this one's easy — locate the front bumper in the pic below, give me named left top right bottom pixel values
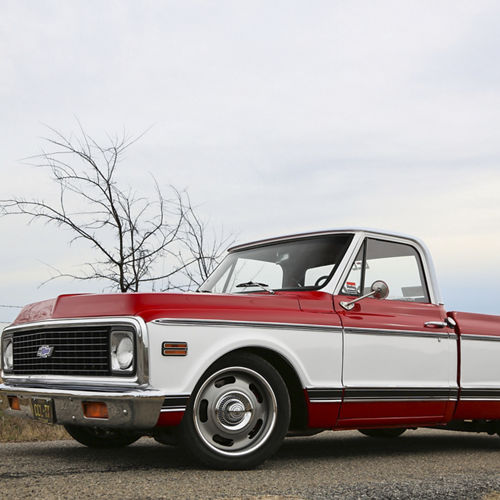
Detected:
left=0, top=384, right=166, bottom=429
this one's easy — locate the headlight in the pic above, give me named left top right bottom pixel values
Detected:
left=2, top=336, right=13, bottom=372
left=110, top=330, right=135, bottom=374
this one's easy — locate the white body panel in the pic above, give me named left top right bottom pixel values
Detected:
left=460, top=338, right=500, bottom=389
left=147, top=320, right=343, bottom=395
left=343, top=332, right=455, bottom=388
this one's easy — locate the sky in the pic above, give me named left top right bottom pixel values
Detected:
left=1, top=0, right=500, bottom=323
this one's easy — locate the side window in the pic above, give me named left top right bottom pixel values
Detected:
left=342, top=239, right=430, bottom=302
left=364, top=239, right=429, bottom=303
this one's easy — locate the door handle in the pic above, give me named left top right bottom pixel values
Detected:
left=424, top=321, right=447, bottom=329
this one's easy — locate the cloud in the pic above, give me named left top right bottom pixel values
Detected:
left=1, top=0, right=499, bottom=315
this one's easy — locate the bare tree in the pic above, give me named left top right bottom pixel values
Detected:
left=0, top=125, right=232, bottom=292
left=164, top=194, right=235, bottom=291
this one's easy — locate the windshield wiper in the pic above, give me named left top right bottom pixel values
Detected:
left=235, top=281, right=275, bottom=294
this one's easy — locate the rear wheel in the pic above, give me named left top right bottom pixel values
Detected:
left=358, top=428, right=407, bottom=438
left=64, top=425, right=140, bottom=448
left=179, top=352, right=290, bottom=469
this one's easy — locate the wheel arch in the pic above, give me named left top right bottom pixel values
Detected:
left=213, top=346, right=308, bottom=431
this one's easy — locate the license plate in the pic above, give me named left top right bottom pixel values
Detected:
left=31, top=398, right=55, bottom=424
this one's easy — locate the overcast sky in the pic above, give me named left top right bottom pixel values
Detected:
left=1, top=0, right=500, bottom=322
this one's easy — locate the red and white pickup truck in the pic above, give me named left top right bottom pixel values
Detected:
left=1, top=228, right=499, bottom=469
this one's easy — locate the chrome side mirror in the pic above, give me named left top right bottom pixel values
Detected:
left=340, top=280, right=389, bottom=311
left=370, top=280, right=389, bottom=300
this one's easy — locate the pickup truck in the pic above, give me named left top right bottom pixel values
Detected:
left=1, top=228, right=499, bottom=469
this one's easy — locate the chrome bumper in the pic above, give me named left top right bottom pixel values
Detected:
left=0, top=384, right=166, bottom=429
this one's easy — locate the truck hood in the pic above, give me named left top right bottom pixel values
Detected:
left=11, top=291, right=335, bottom=327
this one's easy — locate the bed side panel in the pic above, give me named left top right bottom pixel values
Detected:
left=450, top=311, right=500, bottom=419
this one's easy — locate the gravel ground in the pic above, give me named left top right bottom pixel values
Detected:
left=0, top=428, right=498, bottom=499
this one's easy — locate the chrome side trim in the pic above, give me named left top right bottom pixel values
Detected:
left=343, top=387, right=458, bottom=402
left=306, top=388, right=343, bottom=403
left=460, top=388, right=500, bottom=401
left=1, top=317, right=149, bottom=387
left=305, top=387, right=461, bottom=404
left=161, top=395, right=190, bottom=412
left=344, top=327, right=453, bottom=340
left=153, top=319, right=457, bottom=340
left=344, top=398, right=457, bottom=403
left=461, top=334, right=500, bottom=342
left=153, top=318, right=342, bottom=333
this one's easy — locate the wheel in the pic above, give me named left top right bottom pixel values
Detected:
left=153, top=428, right=179, bottom=446
left=179, top=352, right=290, bottom=469
left=64, top=425, right=140, bottom=448
left=358, top=428, right=407, bottom=438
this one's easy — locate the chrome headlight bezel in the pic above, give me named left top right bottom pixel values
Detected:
left=2, top=334, right=14, bottom=373
left=110, top=329, right=136, bottom=375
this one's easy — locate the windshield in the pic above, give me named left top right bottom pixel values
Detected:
left=199, top=234, right=353, bottom=293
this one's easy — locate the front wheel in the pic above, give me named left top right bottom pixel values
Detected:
left=179, top=352, right=291, bottom=469
left=64, top=425, right=140, bottom=448
left=358, top=428, right=407, bottom=438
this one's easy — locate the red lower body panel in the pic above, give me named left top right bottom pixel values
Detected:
left=336, top=401, right=450, bottom=428
left=453, top=401, right=500, bottom=420
left=156, top=410, right=185, bottom=427
left=154, top=397, right=500, bottom=430
left=307, top=402, right=341, bottom=428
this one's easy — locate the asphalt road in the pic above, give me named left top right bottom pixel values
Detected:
left=0, top=429, right=499, bottom=499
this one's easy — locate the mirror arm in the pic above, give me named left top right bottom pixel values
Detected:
left=340, top=290, right=377, bottom=311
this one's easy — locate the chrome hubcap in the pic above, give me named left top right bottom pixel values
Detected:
left=193, top=366, right=277, bottom=456
left=215, top=392, right=253, bottom=431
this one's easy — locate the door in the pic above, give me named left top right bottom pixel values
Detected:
left=334, top=238, right=456, bottom=428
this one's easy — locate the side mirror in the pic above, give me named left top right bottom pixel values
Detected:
left=370, top=280, right=389, bottom=300
left=340, top=280, right=389, bottom=311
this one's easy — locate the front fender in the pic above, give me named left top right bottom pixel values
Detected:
left=146, top=319, right=343, bottom=396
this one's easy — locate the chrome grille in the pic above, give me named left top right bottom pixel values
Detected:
left=12, top=326, right=111, bottom=376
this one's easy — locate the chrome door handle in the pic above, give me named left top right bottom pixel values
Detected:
left=424, top=321, right=447, bottom=329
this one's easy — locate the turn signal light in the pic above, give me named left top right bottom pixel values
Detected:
left=83, top=401, right=109, bottom=419
left=162, top=341, right=188, bottom=356
left=8, top=396, right=20, bottom=411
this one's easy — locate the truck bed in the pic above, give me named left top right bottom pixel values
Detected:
left=449, top=311, right=500, bottom=419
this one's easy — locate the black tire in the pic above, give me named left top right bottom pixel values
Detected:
left=153, top=428, right=179, bottom=446
left=179, top=352, right=291, bottom=470
left=358, top=428, right=407, bottom=438
left=64, top=425, right=140, bottom=448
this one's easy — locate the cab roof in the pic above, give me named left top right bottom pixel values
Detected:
left=229, top=227, right=425, bottom=252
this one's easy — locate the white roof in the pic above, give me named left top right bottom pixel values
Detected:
left=229, top=227, right=426, bottom=252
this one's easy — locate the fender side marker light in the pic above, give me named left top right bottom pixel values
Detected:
left=162, top=342, right=188, bottom=356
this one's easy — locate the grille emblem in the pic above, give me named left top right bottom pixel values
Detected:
left=37, top=345, right=54, bottom=359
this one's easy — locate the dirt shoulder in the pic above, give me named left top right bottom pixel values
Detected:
left=0, top=409, right=69, bottom=442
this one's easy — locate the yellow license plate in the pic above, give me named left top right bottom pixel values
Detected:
left=31, top=398, right=55, bottom=424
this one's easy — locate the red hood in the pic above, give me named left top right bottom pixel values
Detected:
left=12, top=291, right=336, bottom=327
